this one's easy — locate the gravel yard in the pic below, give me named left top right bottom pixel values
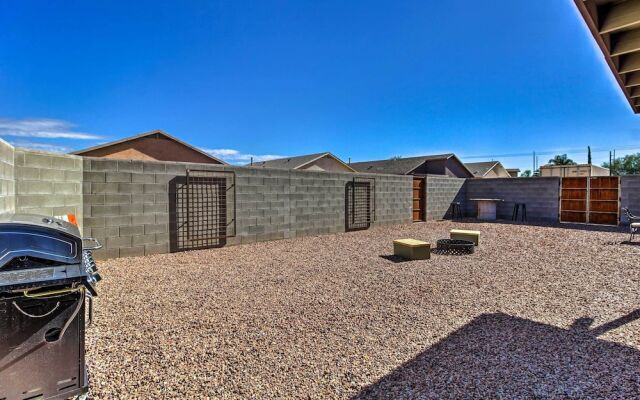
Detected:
left=86, top=220, right=640, bottom=399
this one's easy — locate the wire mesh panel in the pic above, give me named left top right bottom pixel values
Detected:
left=174, top=169, right=235, bottom=251
left=345, top=177, right=375, bottom=231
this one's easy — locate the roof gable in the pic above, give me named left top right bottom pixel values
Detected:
left=350, top=154, right=455, bottom=175
left=350, top=154, right=474, bottom=177
left=71, top=130, right=227, bottom=164
left=249, top=152, right=355, bottom=172
left=465, top=161, right=500, bottom=177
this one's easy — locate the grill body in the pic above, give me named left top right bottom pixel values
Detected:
left=0, top=214, right=99, bottom=400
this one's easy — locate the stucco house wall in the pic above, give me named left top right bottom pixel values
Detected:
left=301, top=156, right=354, bottom=172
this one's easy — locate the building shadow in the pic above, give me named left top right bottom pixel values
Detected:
left=352, top=310, right=640, bottom=399
left=458, top=218, right=627, bottom=234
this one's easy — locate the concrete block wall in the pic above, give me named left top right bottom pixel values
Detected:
left=83, top=158, right=412, bottom=259
left=13, top=149, right=84, bottom=230
left=621, top=176, right=640, bottom=224
left=425, top=175, right=466, bottom=220
left=0, top=139, right=15, bottom=214
left=465, top=177, right=560, bottom=222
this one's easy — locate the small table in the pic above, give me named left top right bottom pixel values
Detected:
left=469, top=198, right=503, bottom=221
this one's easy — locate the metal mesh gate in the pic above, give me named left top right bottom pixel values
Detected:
left=173, top=169, right=236, bottom=251
left=345, top=177, right=375, bottom=231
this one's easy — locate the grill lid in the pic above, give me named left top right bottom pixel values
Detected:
left=0, top=214, right=82, bottom=268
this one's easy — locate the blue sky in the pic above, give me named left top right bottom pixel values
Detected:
left=1, top=0, right=639, bottom=171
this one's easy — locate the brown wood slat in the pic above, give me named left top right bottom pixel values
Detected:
left=589, top=189, right=618, bottom=201
left=561, top=211, right=587, bottom=223
left=561, top=199, right=587, bottom=211
left=589, top=177, right=618, bottom=189
left=589, top=212, right=618, bottom=225
left=561, top=189, right=587, bottom=200
left=589, top=201, right=619, bottom=213
left=563, top=177, right=587, bottom=189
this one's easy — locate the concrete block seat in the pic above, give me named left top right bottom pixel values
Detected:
left=450, top=229, right=480, bottom=246
left=393, top=239, right=431, bottom=260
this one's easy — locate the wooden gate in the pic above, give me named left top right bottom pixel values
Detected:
left=560, top=177, right=619, bottom=225
left=412, top=177, right=425, bottom=222
left=588, top=177, right=619, bottom=225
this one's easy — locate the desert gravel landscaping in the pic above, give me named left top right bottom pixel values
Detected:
left=86, top=220, right=640, bottom=399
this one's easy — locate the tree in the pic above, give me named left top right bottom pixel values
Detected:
left=548, top=154, right=576, bottom=166
left=520, top=170, right=532, bottom=177
left=602, top=153, right=640, bottom=175
left=588, top=146, right=592, bottom=165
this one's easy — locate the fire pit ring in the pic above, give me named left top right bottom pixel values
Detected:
left=435, top=239, right=475, bottom=255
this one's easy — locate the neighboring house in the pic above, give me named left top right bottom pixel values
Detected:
left=506, top=168, right=521, bottom=178
left=465, top=161, right=513, bottom=178
left=540, top=164, right=610, bottom=177
left=248, top=152, right=355, bottom=172
left=350, top=154, right=473, bottom=223
left=350, top=154, right=474, bottom=178
left=72, top=130, right=226, bottom=164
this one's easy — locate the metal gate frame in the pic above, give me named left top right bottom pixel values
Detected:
left=345, top=176, right=376, bottom=231
left=559, top=176, right=620, bottom=226
left=176, top=169, right=236, bottom=251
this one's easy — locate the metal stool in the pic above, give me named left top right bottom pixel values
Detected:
left=450, top=202, right=462, bottom=219
left=512, top=203, right=527, bottom=222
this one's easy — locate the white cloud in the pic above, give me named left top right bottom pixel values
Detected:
left=0, top=118, right=103, bottom=140
left=10, top=141, right=73, bottom=153
left=204, top=148, right=283, bottom=164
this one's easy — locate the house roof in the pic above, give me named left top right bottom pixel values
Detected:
left=350, top=153, right=474, bottom=176
left=71, top=129, right=227, bottom=164
left=465, top=161, right=502, bottom=177
left=574, top=0, right=640, bottom=113
left=248, top=152, right=355, bottom=172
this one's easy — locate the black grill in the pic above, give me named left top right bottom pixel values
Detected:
left=0, top=214, right=101, bottom=400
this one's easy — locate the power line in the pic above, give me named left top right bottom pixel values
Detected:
left=461, top=145, right=640, bottom=160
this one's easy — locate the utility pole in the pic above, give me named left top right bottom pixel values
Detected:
left=609, top=151, right=612, bottom=176
left=533, top=151, right=536, bottom=173
left=588, top=146, right=592, bottom=165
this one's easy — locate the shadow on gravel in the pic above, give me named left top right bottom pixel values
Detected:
left=353, top=311, right=640, bottom=399
left=459, top=218, right=628, bottom=234
left=378, top=255, right=413, bottom=263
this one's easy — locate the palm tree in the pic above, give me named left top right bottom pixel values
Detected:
left=548, top=154, right=576, bottom=166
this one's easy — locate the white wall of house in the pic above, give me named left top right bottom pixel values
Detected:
left=540, top=164, right=610, bottom=177
left=484, top=165, right=512, bottom=178
left=301, top=156, right=353, bottom=172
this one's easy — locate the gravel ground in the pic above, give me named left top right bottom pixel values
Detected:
left=86, top=220, right=640, bottom=399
